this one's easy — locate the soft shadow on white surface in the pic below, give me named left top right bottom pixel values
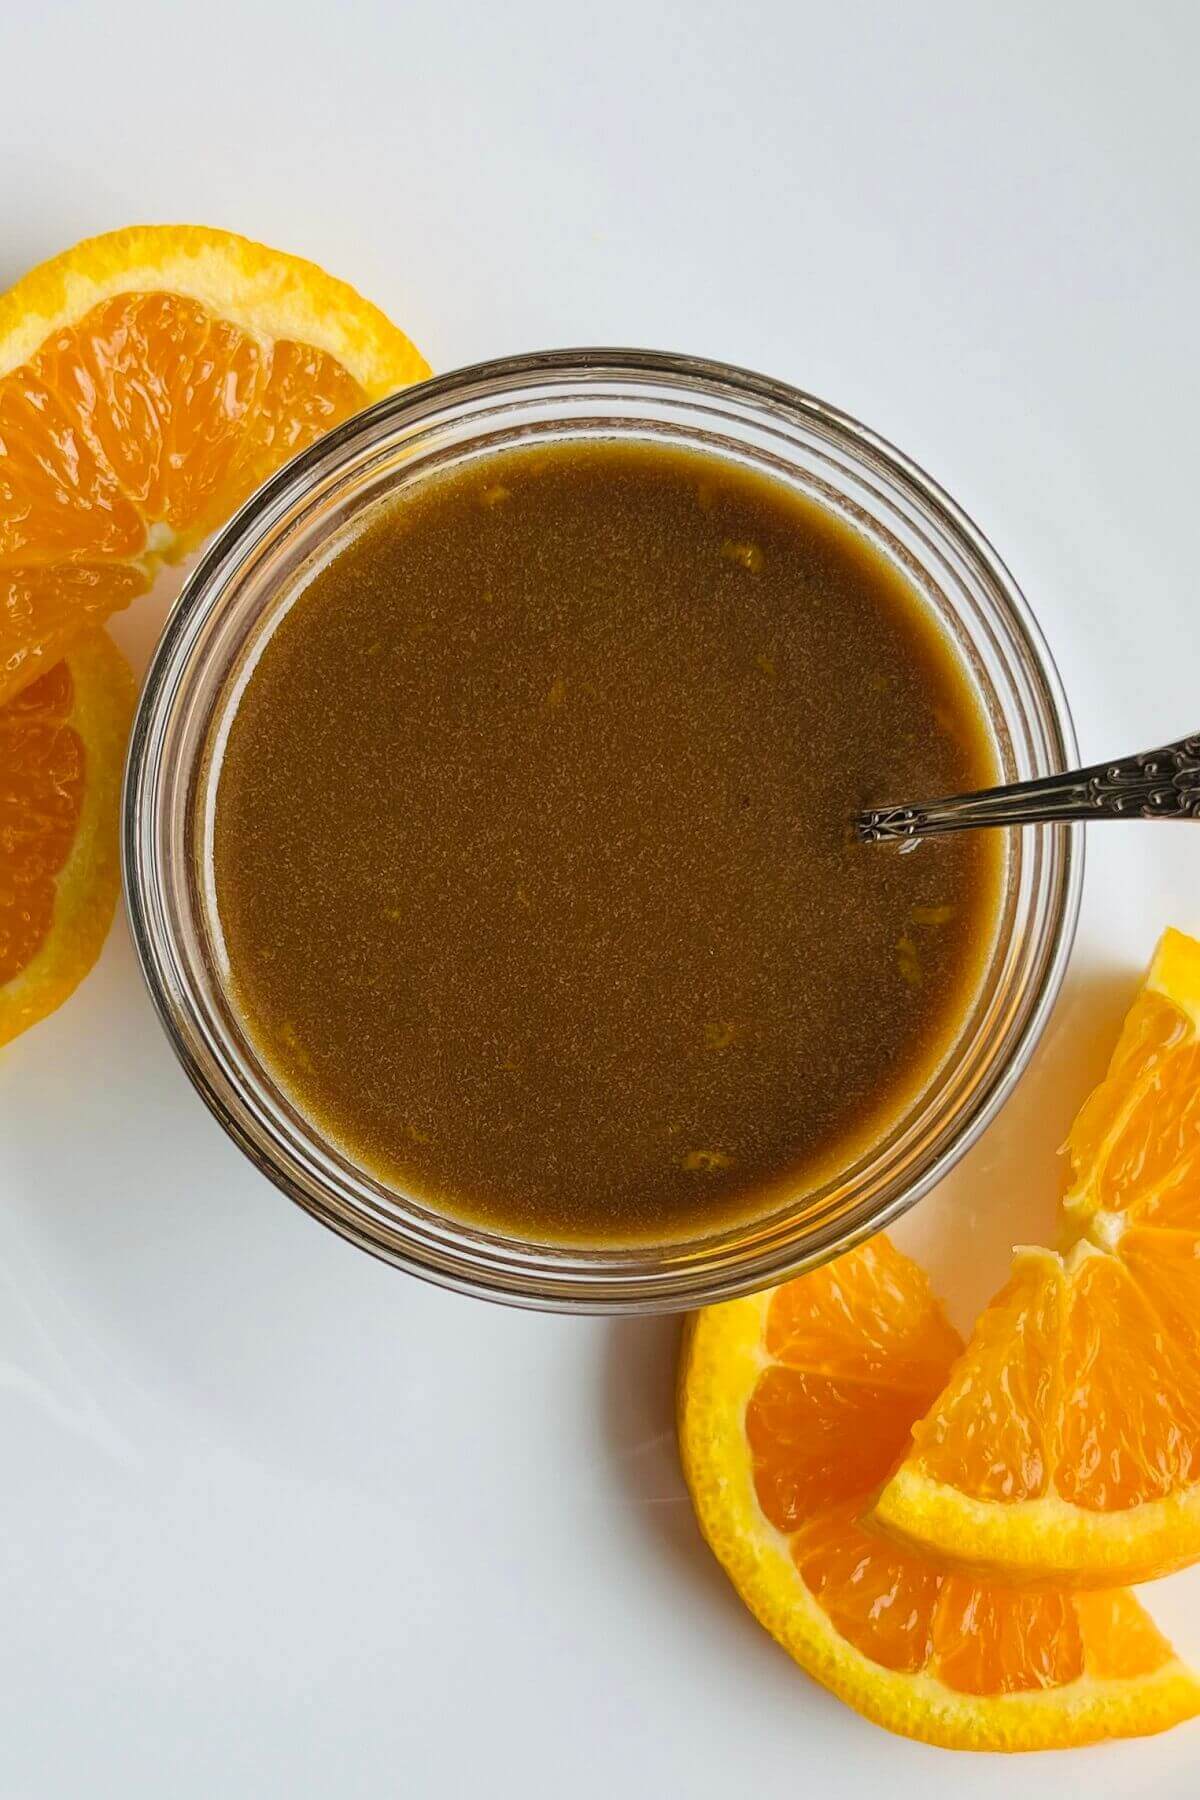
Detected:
left=601, top=1313, right=780, bottom=1650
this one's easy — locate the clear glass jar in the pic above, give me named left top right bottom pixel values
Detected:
left=123, top=350, right=1082, bottom=1312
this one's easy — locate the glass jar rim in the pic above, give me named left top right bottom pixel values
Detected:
left=123, top=348, right=1083, bottom=1312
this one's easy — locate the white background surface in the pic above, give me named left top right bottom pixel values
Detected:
left=3, top=1, right=1200, bottom=1793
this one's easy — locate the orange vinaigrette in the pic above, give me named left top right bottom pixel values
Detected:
left=213, top=438, right=1002, bottom=1243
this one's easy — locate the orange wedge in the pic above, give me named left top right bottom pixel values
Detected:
left=873, top=928, right=1200, bottom=1585
left=0, top=632, right=134, bottom=1046
left=0, top=224, right=429, bottom=704
left=679, top=1234, right=1200, bottom=1750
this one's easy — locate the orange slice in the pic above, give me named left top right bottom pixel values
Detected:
left=872, top=928, right=1200, bottom=1585
left=0, top=224, right=429, bottom=704
left=0, top=631, right=134, bottom=1046
left=679, top=1234, right=1200, bottom=1750
left=0, top=225, right=428, bottom=1044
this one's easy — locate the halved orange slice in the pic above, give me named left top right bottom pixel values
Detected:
left=679, top=1234, right=1200, bottom=1749
left=0, top=225, right=429, bottom=1043
left=872, top=929, right=1200, bottom=1585
left=0, top=631, right=134, bottom=1045
left=0, top=224, right=429, bottom=704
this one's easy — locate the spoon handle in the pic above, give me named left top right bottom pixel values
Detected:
left=856, top=731, right=1200, bottom=843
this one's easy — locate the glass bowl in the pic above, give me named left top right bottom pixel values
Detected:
left=122, top=350, right=1082, bottom=1313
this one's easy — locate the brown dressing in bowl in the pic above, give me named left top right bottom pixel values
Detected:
left=213, top=439, right=1000, bottom=1244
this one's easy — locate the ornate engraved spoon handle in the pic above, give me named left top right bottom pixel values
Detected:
left=856, top=732, right=1200, bottom=844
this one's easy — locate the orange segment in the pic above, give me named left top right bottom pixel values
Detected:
left=908, top=1252, right=1062, bottom=1504
left=1065, top=988, right=1190, bottom=1195
left=189, top=336, right=368, bottom=540
left=1074, top=1591, right=1178, bottom=1681
left=873, top=928, right=1200, bottom=1585
left=1, top=562, right=150, bottom=701
left=39, top=292, right=271, bottom=528
left=791, top=1506, right=942, bottom=1675
left=16, top=293, right=368, bottom=546
left=1065, top=928, right=1200, bottom=1233
left=0, top=659, right=86, bottom=985
left=0, top=292, right=365, bottom=685
left=764, top=1232, right=961, bottom=1390
left=0, top=357, right=146, bottom=561
left=0, top=631, right=134, bottom=1046
left=0, top=224, right=430, bottom=705
left=931, top=1580, right=1082, bottom=1695
left=1058, top=1251, right=1200, bottom=1511
left=1085, top=1031, right=1200, bottom=1224
left=748, top=1365, right=920, bottom=1525
left=679, top=1235, right=1199, bottom=1749
left=1120, top=1226, right=1200, bottom=1354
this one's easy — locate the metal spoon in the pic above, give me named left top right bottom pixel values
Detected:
left=856, top=731, right=1200, bottom=844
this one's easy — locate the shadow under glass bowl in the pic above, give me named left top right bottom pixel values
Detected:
left=122, top=349, right=1083, bottom=1313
